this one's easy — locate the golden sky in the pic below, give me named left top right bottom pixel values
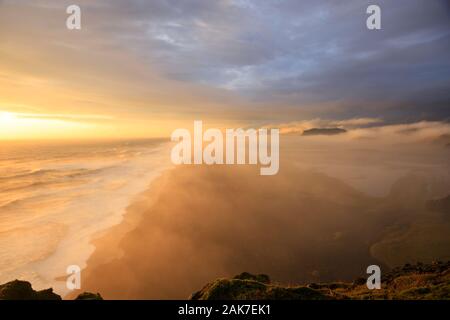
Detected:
left=0, top=2, right=255, bottom=140
left=1, top=1, right=448, bottom=140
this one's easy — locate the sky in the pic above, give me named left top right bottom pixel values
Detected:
left=0, top=0, right=449, bottom=139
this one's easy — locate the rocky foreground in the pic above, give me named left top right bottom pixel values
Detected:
left=1, top=261, right=448, bottom=300
left=190, top=261, right=450, bottom=300
left=0, top=280, right=102, bottom=300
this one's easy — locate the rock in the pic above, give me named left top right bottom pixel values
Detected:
left=35, top=288, right=62, bottom=300
left=191, top=262, right=450, bottom=300
left=191, top=273, right=331, bottom=300
left=75, top=292, right=103, bottom=300
left=302, top=128, right=347, bottom=136
left=0, top=280, right=61, bottom=300
left=0, top=280, right=104, bottom=300
left=353, top=277, right=367, bottom=286
left=427, top=195, right=450, bottom=214
left=233, top=272, right=271, bottom=284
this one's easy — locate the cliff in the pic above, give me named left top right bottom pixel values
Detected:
left=191, top=261, right=450, bottom=300
left=1, top=261, right=448, bottom=300
left=0, top=280, right=102, bottom=300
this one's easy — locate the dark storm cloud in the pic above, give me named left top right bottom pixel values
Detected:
left=3, top=0, right=450, bottom=120
left=88, top=0, right=449, bottom=120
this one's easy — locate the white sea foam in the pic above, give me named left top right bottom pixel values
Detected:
left=0, top=140, right=173, bottom=295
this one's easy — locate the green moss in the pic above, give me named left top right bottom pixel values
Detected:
left=191, top=262, right=450, bottom=300
left=395, top=282, right=450, bottom=300
left=191, top=277, right=330, bottom=300
left=233, top=272, right=270, bottom=284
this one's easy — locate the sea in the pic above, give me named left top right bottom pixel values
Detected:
left=0, top=139, right=172, bottom=295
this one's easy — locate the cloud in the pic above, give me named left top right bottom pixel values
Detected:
left=334, top=118, right=383, bottom=127
left=272, top=118, right=450, bottom=146
left=76, top=0, right=449, bottom=120
left=15, top=113, right=114, bottom=123
left=347, top=121, right=450, bottom=144
left=0, top=0, right=449, bottom=125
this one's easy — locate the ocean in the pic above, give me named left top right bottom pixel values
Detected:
left=0, top=139, right=172, bottom=295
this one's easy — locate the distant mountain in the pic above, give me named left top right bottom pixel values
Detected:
left=427, top=195, right=450, bottom=214
left=191, top=262, right=450, bottom=300
left=302, top=128, right=347, bottom=136
left=431, top=134, right=450, bottom=147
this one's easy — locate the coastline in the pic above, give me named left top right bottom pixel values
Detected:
left=67, top=164, right=385, bottom=299
left=61, top=140, right=450, bottom=300
left=0, top=139, right=174, bottom=296
left=63, top=165, right=174, bottom=299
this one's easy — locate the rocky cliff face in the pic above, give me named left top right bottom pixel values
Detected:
left=191, top=261, right=450, bottom=300
left=0, top=280, right=102, bottom=300
left=1, top=261, right=448, bottom=300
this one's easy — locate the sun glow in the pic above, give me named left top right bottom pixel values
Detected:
left=0, top=112, right=17, bottom=124
left=0, top=111, right=99, bottom=140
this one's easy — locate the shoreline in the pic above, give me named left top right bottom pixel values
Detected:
left=63, top=166, right=174, bottom=299
left=61, top=139, right=450, bottom=299
left=66, top=164, right=386, bottom=299
left=0, top=140, right=174, bottom=296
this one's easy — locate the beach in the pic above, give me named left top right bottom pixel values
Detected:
left=0, top=139, right=173, bottom=295
left=65, top=164, right=381, bottom=299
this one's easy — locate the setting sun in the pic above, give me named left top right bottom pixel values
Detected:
left=0, top=111, right=99, bottom=140
left=0, top=112, right=17, bottom=124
